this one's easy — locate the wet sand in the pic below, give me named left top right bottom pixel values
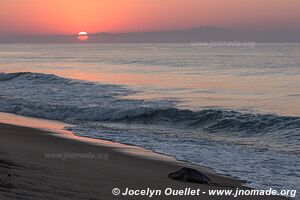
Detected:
left=0, top=123, right=285, bottom=200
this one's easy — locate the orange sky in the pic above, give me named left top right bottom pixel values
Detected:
left=1, top=0, right=300, bottom=35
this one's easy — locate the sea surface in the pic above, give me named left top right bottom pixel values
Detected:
left=0, top=43, right=299, bottom=193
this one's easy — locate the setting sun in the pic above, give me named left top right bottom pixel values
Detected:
left=78, top=32, right=89, bottom=41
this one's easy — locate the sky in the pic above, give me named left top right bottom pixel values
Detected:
left=0, top=0, right=300, bottom=35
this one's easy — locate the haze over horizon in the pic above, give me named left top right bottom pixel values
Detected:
left=1, top=0, right=300, bottom=42
left=2, top=26, right=300, bottom=43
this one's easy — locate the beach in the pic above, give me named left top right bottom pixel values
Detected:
left=0, top=45, right=299, bottom=192
left=0, top=43, right=298, bottom=199
left=0, top=122, right=287, bottom=200
left=1, top=0, right=300, bottom=198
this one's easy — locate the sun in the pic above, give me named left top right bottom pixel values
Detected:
left=78, top=32, right=89, bottom=41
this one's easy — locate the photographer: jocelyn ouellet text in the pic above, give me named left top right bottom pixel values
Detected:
left=112, top=187, right=297, bottom=198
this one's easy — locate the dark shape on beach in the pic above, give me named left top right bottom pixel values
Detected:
left=168, top=167, right=211, bottom=184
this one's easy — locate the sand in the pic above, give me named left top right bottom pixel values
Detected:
left=0, top=123, right=286, bottom=200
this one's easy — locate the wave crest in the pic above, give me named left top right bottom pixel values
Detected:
left=0, top=72, right=299, bottom=136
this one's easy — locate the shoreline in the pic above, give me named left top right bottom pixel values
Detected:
left=0, top=113, right=286, bottom=199
left=0, top=112, right=241, bottom=180
left=0, top=112, right=184, bottom=163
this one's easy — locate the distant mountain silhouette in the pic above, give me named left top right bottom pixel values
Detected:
left=2, top=27, right=300, bottom=43
left=90, top=27, right=300, bottom=43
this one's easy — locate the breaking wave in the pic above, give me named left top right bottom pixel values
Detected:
left=0, top=72, right=299, bottom=135
left=0, top=72, right=299, bottom=191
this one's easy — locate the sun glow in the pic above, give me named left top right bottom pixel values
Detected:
left=78, top=32, right=89, bottom=41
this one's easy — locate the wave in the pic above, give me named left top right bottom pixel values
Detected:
left=0, top=72, right=299, bottom=135
left=1, top=72, right=300, bottom=192
left=0, top=72, right=31, bottom=81
left=114, top=108, right=300, bottom=135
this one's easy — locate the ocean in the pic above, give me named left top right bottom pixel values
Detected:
left=0, top=43, right=299, bottom=192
